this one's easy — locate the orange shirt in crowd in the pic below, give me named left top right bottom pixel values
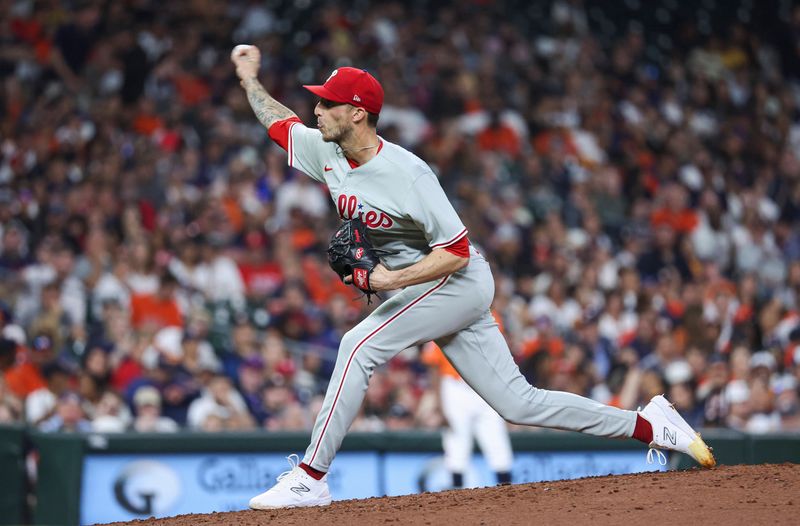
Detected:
left=130, top=293, right=182, bottom=330
left=520, top=335, right=565, bottom=360
left=477, top=125, right=521, bottom=158
left=133, top=114, right=164, bottom=136
left=221, top=196, right=244, bottom=234
left=300, top=256, right=351, bottom=307
left=3, top=350, right=46, bottom=398
left=292, top=228, right=318, bottom=253
left=173, top=74, right=211, bottom=106
left=650, top=208, right=699, bottom=234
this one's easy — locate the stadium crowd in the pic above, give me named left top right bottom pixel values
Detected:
left=1, top=0, right=800, bottom=436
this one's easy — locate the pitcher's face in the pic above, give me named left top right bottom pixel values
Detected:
left=315, top=99, right=356, bottom=143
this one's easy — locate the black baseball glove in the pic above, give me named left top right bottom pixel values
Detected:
left=327, top=217, right=391, bottom=302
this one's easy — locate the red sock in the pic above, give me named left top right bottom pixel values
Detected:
left=299, top=462, right=326, bottom=480
left=632, top=414, right=654, bottom=444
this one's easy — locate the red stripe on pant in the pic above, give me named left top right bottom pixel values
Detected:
left=308, top=276, right=450, bottom=466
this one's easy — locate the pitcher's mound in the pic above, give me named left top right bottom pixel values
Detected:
left=103, top=463, right=799, bottom=526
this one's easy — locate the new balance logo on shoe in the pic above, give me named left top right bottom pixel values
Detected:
left=663, top=427, right=677, bottom=446
left=290, top=483, right=311, bottom=496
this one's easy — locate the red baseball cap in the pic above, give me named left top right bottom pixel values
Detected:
left=303, top=67, right=384, bottom=115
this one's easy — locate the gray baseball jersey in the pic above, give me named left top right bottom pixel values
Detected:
left=287, top=122, right=468, bottom=270
left=278, top=121, right=639, bottom=471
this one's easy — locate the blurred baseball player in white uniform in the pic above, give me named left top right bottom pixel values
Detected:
left=423, top=337, right=513, bottom=488
left=230, top=45, right=716, bottom=510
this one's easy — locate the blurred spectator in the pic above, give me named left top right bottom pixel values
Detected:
left=187, top=374, right=254, bottom=431
left=90, top=257, right=132, bottom=322
left=129, top=271, right=182, bottom=331
left=0, top=338, right=16, bottom=375
left=219, top=319, right=260, bottom=379
left=91, top=390, right=132, bottom=433
left=236, top=230, right=284, bottom=301
left=0, top=378, right=22, bottom=423
left=385, top=403, right=416, bottom=431
left=261, top=377, right=306, bottom=431
left=272, top=177, right=330, bottom=231
left=25, top=360, right=73, bottom=427
left=237, top=355, right=268, bottom=425
left=174, top=235, right=246, bottom=307
left=39, top=391, right=92, bottom=433
left=699, top=354, right=732, bottom=427
left=0, top=338, right=23, bottom=422
left=1, top=332, right=46, bottom=399
left=131, top=385, right=178, bottom=433
left=746, top=377, right=782, bottom=433
left=665, top=364, right=703, bottom=428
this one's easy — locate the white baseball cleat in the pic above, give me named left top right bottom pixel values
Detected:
left=639, top=394, right=716, bottom=468
left=249, top=454, right=332, bottom=510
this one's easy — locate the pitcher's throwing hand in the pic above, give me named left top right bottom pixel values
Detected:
left=231, top=44, right=261, bottom=81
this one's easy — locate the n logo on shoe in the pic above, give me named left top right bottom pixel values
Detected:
left=290, top=483, right=311, bottom=496
left=663, top=427, right=677, bottom=445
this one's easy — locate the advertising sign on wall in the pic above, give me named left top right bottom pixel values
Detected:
left=80, top=450, right=663, bottom=525
left=80, top=452, right=380, bottom=525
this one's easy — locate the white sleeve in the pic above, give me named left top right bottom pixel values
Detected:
left=187, top=397, right=211, bottom=429
left=288, top=123, right=327, bottom=183
left=210, top=257, right=245, bottom=305
left=60, top=277, right=86, bottom=326
left=25, top=390, right=55, bottom=424
left=404, top=171, right=468, bottom=249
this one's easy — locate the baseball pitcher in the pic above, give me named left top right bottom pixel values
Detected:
left=230, top=44, right=716, bottom=510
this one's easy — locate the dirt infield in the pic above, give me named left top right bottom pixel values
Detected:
left=103, top=463, right=799, bottom=526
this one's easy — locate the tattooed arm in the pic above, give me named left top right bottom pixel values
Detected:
left=231, top=45, right=297, bottom=128
left=240, top=77, right=296, bottom=129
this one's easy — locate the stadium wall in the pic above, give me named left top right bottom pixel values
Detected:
left=0, top=426, right=797, bottom=525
